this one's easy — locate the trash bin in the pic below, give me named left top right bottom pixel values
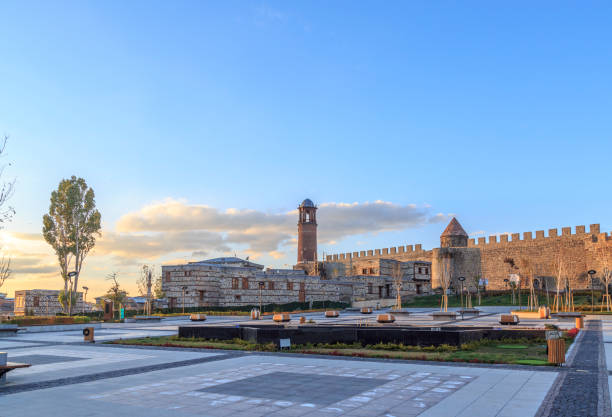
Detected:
left=83, top=327, right=94, bottom=342
left=547, top=338, right=565, bottom=365
left=575, top=316, right=584, bottom=329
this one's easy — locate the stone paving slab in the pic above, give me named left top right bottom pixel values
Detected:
left=0, top=344, right=220, bottom=388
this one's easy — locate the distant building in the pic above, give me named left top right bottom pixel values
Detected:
left=161, top=198, right=432, bottom=308
left=14, top=289, right=84, bottom=316
left=0, top=293, right=14, bottom=316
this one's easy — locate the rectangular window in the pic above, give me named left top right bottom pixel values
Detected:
left=287, top=282, right=293, bottom=291
left=242, top=278, right=249, bottom=289
left=33, top=296, right=39, bottom=307
left=199, top=290, right=205, bottom=301
left=235, top=295, right=241, bottom=301
left=268, top=281, right=274, bottom=290
left=368, top=283, right=373, bottom=294
left=424, top=268, right=429, bottom=275
left=165, top=272, right=171, bottom=282
left=362, top=268, right=368, bottom=275
left=369, top=268, right=375, bottom=274
left=232, top=278, right=239, bottom=289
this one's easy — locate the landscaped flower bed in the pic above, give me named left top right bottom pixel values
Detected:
left=4, top=316, right=91, bottom=326
left=109, top=333, right=575, bottom=366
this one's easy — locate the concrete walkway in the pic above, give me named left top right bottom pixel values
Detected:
left=0, top=310, right=608, bottom=416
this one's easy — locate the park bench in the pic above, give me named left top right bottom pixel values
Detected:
left=0, top=362, right=31, bottom=381
left=0, top=324, right=19, bottom=337
left=500, top=314, right=520, bottom=325
left=1, top=352, right=31, bottom=384
left=458, top=308, right=480, bottom=316
left=431, top=311, right=457, bottom=320
left=552, top=312, right=583, bottom=320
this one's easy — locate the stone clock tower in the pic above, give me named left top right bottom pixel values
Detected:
left=297, top=198, right=317, bottom=263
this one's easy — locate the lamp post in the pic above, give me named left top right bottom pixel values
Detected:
left=82, top=286, right=89, bottom=315
left=588, top=270, right=597, bottom=312
left=458, top=277, right=465, bottom=310
left=258, top=281, right=265, bottom=317
left=67, top=271, right=78, bottom=316
left=182, top=286, right=188, bottom=314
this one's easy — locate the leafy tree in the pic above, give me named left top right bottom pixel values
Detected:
left=42, top=176, right=101, bottom=315
left=57, top=290, right=77, bottom=311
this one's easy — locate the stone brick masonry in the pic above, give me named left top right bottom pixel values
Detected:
left=14, top=289, right=84, bottom=316
left=327, top=220, right=612, bottom=291
left=161, top=257, right=431, bottom=308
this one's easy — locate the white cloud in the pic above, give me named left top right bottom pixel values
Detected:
left=112, top=198, right=449, bottom=259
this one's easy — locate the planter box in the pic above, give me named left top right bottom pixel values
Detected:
left=376, top=314, right=395, bottom=323
left=273, top=313, right=291, bottom=322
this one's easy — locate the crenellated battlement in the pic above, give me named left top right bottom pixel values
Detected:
left=467, top=224, right=606, bottom=247
left=326, top=243, right=427, bottom=261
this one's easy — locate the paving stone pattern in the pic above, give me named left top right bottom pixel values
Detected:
left=546, top=320, right=604, bottom=416
left=200, top=371, right=388, bottom=406
left=0, top=352, right=238, bottom=395
left=89, top=361, right=474, bottom=417
left=8, top=354, right=88, bottom=365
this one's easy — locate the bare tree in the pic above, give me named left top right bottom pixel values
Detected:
left=551, top=252, right=567, bottom=312
left=392, top=262, right=403, bottom=310
left=439, top=253, right=452, bottom=312
left=0, top=259, right=11, bottom=293
left=596, top=246, right=612, bottom=311
left=0, top=136, right=15, bottom=293
left=504, top=257, right=518, bottom=305
left=137, top=265, right=154, bottom=315
left=105, top=272, right=127, bottom=313
left=518, top=257, right=538, bottom=311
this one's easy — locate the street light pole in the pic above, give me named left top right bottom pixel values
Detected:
left=82, top=286, right=88, bottom=315
left=258, top=282, right=264, bottom=317
left=67, top=271, right=77, bottom=316
left=182, top=286, right=187, bottom=314
left=458, top=277, right=465, bottom=310
left=588, top=270, right=597, bottom=312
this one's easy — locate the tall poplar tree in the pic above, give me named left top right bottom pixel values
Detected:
left=43, top=176, right=101, bottom=315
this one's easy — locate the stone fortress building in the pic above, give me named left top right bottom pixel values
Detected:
left=13, top=289, right=85, bottom=316
left=161, top=199, right=432, bottom=308
left=328, top=217, right=612, bottom=292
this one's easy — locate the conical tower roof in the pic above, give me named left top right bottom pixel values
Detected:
left=441, top=217, right=467, bottom=237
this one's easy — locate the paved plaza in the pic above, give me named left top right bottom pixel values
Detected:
left=0, top=308, right=610, bottom=416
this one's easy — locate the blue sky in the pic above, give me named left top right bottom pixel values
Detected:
left=0, top=1, right=611, bottom=296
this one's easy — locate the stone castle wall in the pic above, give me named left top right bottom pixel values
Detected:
left=326, top=223, right=612, bottom=290
left=469, top=224, right=611, bottom=289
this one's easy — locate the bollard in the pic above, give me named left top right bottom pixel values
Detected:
left=575, top=316, right=584, bottom=329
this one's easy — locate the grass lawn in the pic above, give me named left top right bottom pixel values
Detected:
left=109, top=334, right=575, bottom=366
left=403, top=292, right=596, bottom=309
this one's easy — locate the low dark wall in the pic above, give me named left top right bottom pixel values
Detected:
left=178, top=325, right=545, bottom=347
left=178, top=326, right=240, bottom=340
